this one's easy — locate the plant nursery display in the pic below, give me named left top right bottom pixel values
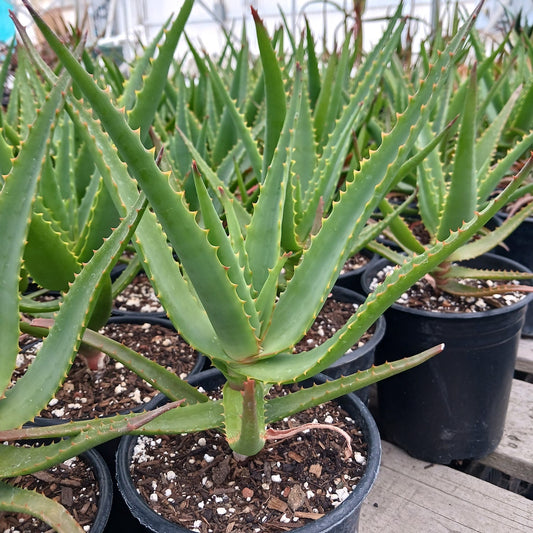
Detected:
left=0, top=0, right=531, bottom=531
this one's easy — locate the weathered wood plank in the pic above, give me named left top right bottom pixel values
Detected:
left=479, top=378, right=533, bottom=484
left=360, top=441, right=533, bottom=532
left=517, top=337, right=533, bottom=375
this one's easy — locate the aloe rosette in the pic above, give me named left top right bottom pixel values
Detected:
left=370, top=26, right=533, bottom=296
left=1, top=2, right=527, bottom=530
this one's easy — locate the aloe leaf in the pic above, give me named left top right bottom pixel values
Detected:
left=211, top=32, right=249, bottom=166
left=366, top=238, right=409, bottom=265
left=378, top=197, right=425, bottom=254
left=0, top=401, right=179, bottom=476
left=204, top=53, right=262, bottom=180
left=0, top=128, right=13, bottom=178
left=290, top=72, right=317, bottom=203
left=245, top=66, right=301, bottom=293
left=0, top=483, right=84, bottom=533
left=23, top=208, right=80, bottom=291
left=55, top=111, right=77, bottom=232
left=82, top=328, right=208, bottom=403
left=504, top=78, right=533, bottom=143
left=437, top=64, right=478, bottom=241
left=217, top=187, right=251, bottom=283
left=0, top=69, right=70, bottom=398
left=438, top=277, right=533, bottom=297
left=255, top=253, right=291, bottom=337
left=39, top=149, right=71, bottom=233
left=318, top=33, right=353, bottom=143
left=416, top=123, right=446, bottom=235
left=305, top=18, right=320, bottom=109
left=223, top=380, right=266, bottom=456
left=450, top=200, right=533, bottom=261
left=439, top=265, right=533, bottom=282
left=353, top=192, right=418, bottom=254
left=127, top=0, right=193, bottom=142
left=251, top=7, right=286, bottom=178
left=264, top=344, right=444, bottom=422
left=74, top=176, right=120, bottom=264
left=477, top=130, right=533, bottom=205
left=312, top=48, right=336, bottom=143
left=475, top=85, right=522, bottom=187
left=192, top=166, right=260, bottom=337
left=0, top=193, right=147, bottom=430
left=244, top=68, right=265, bottom=127
left=167, top=76, right=194, bottom=179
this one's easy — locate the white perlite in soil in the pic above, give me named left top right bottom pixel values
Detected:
left=370, top=264, right=528, bottom=313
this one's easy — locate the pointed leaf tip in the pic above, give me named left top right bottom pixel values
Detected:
left=250, top=6, right=260, bottom=21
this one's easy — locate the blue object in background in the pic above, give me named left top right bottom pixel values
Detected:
left=0, top=0, right=14, bottom=43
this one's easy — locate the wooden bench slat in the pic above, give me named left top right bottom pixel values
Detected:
left=516, top=337, right=533, bottom=374
left=360, top=441, right=533, bottom=532
left=478, top=378, right=533, bottom=484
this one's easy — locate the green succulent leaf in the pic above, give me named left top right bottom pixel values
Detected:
left=0, top=193, right=147, bottom=429
left=264, top=343, right=444, bottom=422
left=127, top=0, right=194, bottom=142
left=0, top=69, right=70, bottom=398
left=0, top=482, right=84, bottom=533
left=251, top=6, right=286, bottom=178
left=437, top=64, right=478, bottom=241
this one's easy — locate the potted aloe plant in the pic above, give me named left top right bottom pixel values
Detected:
left=0, top=1, right=515, bottom=531
left=360, top=24, right=533, bottom=463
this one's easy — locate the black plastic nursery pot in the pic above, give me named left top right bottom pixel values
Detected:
left=361, top=253, right=532, bottom=464
left=116, top=369, right=382, bottom=533
left=324, top=286, right=385, bottom=404
left=494, top=213, right=533, bottom=337
left=82, top=447, right=114, bottom=533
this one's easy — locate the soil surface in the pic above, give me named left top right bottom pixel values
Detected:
left=369, top=264, right=527, bottom=313
left=293, top=295, right=374, bottom=352
left=16, top=321, right=200, bottom=420
left=0, top=455, right=99, bottom=532
left=340, top=251, right=371, bottom=275
left=129, top=388, right=368, bottom=533
left=114, top=272, right=164, bottom=314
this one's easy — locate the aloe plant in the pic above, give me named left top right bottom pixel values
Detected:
left=368, top=27, right=533, bottom=298
left=4, top=45, right=139, bottom=371
left=2, top=1, right=526, bottom=530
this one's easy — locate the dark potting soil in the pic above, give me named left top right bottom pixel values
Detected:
left=340, top=251, right=371, bottom=275
left=129, top=391, right=368, bottom=533
left=369, top=265, right=527, bottom=313
left=293, top=296, right=374, bottom=353
left=114, top=272, right=164, bottom=314
left=0, top=455, right=99, bottom=532
left=16, top=321, right=198, bottom=420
